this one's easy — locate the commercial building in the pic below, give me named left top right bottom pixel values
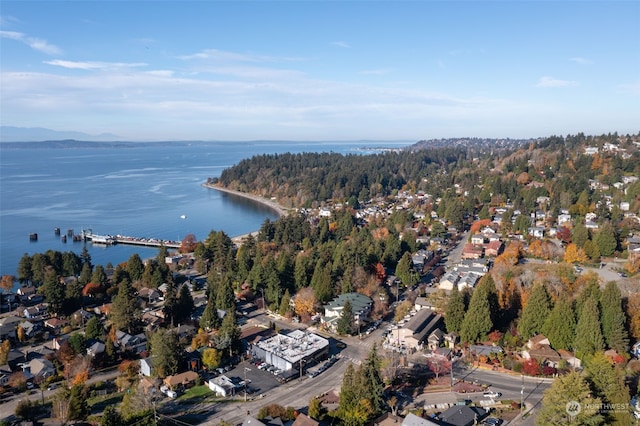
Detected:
left=251, top=329, right=329, bottom=374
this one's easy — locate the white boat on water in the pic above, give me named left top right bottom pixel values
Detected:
left=180, top=214, right=187, bottom=219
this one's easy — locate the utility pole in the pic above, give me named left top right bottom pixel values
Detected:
left=520, top=372, right=524, bottom=416
left=244, top=367, right=251, bottom=402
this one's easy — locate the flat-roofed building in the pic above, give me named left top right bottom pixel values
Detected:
left=252, top=330, right=329, bottom=374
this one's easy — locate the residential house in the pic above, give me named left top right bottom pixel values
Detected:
left=401, top=413, right=440, bottom=426
left=528, top=227, right=545, bottom=239
left=557, top=350, right=582, bottom=369
left=470, top=234, right=485, bottom=245
left=17, top=286, right=36, bottom=300
left=115, top=330, right=147, bottom=354
left=414, top=297, right=436, bottom=311
left=24, top=358, right=56, bottom=382
left=208, top=375, right=237, bottom=397
left=388, top=309, right=443, bottom=351
left=292, top=413, right=319, bottom=426
left=164, top=370, right=199, bottom=390
left=522, top=344, right=561, bottom=368
left=427, top=329, right=444, bottom=351
left=86, top=340, right=106, bottom=357
left=438, top=405, right=487, bottom=426
left=0, top=365, right=11, bottom=386
left=457, top=274, right=479, bottom=291
left=323, top=293, right=373, bottom=330
left=484, top=240, right=503, bottom=257
left=44, top=318, right=69, bottom=335
left=138, top=287, right=161, bottom=304
left=438, top=271, right=461, bottom=291
left=461, top=243, right=483, bottom=259
left=140, top=358, right=154, bottom=377
left=526, top=335, right=550, bottom=349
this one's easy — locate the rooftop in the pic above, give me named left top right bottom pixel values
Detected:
left=255, top=330, right=329, bottom=364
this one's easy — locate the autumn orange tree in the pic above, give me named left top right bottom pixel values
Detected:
left=563, top=243, right=588, bottom=263
left=293, top=287, right=317, bottom=321
left=180, top=233, right=198, bottom=253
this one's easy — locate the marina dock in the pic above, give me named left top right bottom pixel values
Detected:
left=81, top=230, right=182, bottom=249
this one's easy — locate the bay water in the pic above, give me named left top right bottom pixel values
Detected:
left=0, top=141, right=412, bottom=280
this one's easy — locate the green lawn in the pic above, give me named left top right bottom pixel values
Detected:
left=176, top=385, right=217, bottom=404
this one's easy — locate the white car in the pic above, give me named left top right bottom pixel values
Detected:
left=483, top=391, right=502, bottom=399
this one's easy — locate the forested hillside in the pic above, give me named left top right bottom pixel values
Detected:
left=214, top=133, right=640, bottom=213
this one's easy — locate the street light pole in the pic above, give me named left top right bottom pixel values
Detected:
left=520, top=372, right=524, bottom=416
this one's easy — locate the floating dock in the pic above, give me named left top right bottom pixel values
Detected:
left=81, top=230, right=182, bottom=248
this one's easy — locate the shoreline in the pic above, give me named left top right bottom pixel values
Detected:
left=202, top=183, right=289, bottom=242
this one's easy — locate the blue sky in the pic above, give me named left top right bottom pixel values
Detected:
left=1, top=1, right=639, bottom=141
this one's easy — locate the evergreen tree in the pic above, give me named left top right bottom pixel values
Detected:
left=110, top=279, right=140, bottom=334
left=518, top=283, right=552, bottom=340
left=460, top=275, right=498, bottom=343
left=150, top=329, right=181, bottom=378
left=575, top=277, right=601, bottom=319
left=445, top=286, right=466, bottom=334
left=594, top=222, right=618, bottom=257
left=175, top=284, right=194, bottom=325
left=17, top=254, right=33, bottom=284
left=542, top=295, right=576, bottom=350
left=572, top=223, right=589, bottom=248
left=91, top=264, right=109, bottom=287
left=584, top=352, right=633, bottom=425
left=360, top=344, right=385, bottom=415
left=41, top=269, right=65, bottom=314
left=536, top=371, right=604, bottom=425
left=162, top=280, right=178, bottom=327
left=68, top=385, right=89, bottom=422
left=200, top=293, right=219, bottom=331
left=574, top=296, right=605, bottom=357
left=126, top=253, right=144, bottom=282
left=310, top=261, right=333, bottom=303
left=215, top=274, right=236, bottom=312
left=85, top=316, right=103, bottom=340
left=600, top=282, right=629, bottom=353
left=78, top=261, right=92, bottom=286
left=337, top=300, right=355, bottom=335
left=278, top=289, right=291, bottom=316
left=217, top=311, right=241, bottom=358
left=395, top=252, right=418, bottom=288
left=100, top=405, right=124, bottom=426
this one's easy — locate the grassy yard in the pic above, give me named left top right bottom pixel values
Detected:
left=176, top=385, right=218, bottom=405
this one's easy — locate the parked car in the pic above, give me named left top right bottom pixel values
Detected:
left=483, top=391, right=502, bottom=399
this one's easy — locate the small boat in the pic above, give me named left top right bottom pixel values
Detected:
left=180, top=214, right=187, bottom=219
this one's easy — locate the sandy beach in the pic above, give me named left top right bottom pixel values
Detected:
left=202, top=183, right=289, bottom=243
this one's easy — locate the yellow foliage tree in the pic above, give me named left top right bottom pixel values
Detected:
left=563, top=244, right=588, bottom=263
left=191, top=332, right=210, bottom=350
left=202, top=348, right=222, bottom=370
left=293, top=287, right=317, bottom=320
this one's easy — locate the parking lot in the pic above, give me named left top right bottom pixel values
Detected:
left=222, top=361, right=283, bottom=397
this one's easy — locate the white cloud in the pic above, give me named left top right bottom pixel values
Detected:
left=569, top=57, right=593, bottom=65
left=331, top=41, right=350, bottom=48
left=179, top=49, right=276, bottom=63
left=536, top=76, right=579, bottom=88
left=0, top=30, right=62, bottom=55
left=43, top=59, right=147, bottom=70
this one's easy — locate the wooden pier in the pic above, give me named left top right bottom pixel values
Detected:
left=82, top=230, right=182, bottom=249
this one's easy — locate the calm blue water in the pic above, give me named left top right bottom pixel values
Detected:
left=0, top=141, right=412, bottom=279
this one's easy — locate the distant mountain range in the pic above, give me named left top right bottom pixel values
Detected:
left=0, top=126, right=123, bottom=142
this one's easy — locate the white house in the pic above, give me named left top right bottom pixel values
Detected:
left=208, top=375, right=237, bottom=397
